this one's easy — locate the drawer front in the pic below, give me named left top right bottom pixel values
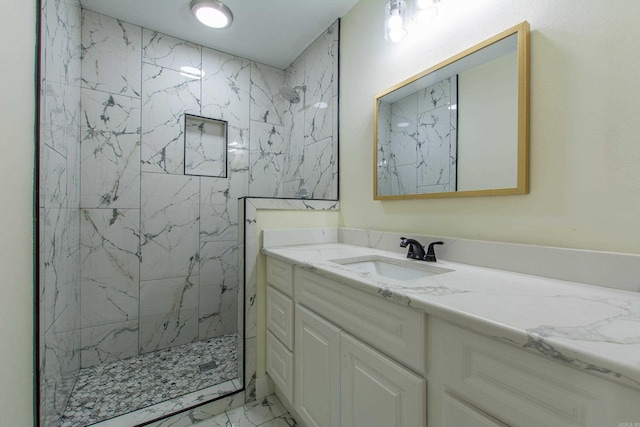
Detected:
left=295, top=267, right=426, bottom=374
left=266, top=331, right=294, bottom=403
left=442, top=393, right=508, bottom=427
left=267, top=286, right=294, bottom=350
left=267, top=257, right=293, bottom=296
left=430, top=318, right=640, bottom=427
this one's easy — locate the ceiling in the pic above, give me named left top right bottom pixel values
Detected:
left=79, top=0, right=360, bottom=69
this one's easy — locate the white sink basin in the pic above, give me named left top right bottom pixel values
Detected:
left=331, top=255, right=452, bottom=281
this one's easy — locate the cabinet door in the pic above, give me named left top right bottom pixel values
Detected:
left=295, top=305, right=341, bottom=427
left=341, top=332, right=426, bottom=427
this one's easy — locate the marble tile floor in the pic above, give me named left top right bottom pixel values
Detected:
left=193, top=394, right=297, bottom=427
left=61, top=333, right=238, bottom=426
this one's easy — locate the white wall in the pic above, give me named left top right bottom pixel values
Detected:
left=0, top=0, right=36, bottom=424
left=458, top=51, right=518, bottom=191
left=339, top=0, right=640, bottom=254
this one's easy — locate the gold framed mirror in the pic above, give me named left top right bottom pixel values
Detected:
left=374, top=21, right=529, bottom=200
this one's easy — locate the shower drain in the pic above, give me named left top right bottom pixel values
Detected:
left=198, top=360, right=218, bottom=373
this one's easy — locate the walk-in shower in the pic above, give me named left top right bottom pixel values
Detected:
left=37, top=0, right=339, bottom=424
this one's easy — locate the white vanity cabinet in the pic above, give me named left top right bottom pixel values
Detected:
left=266, top=256, right=427, bottom=427
left=428, top=317, right=640, bottom=427
left=266, top=257, right=295, bottom=403
left=266, top=253, right=640, bottom=427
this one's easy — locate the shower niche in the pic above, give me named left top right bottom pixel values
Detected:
left=184, top=114, right=228, bottom=178
left=38, top=0, right=339, bottom=424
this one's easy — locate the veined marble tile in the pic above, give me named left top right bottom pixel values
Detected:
left=41, top=81, right=68, bottom=158
left=202, top=48, right=251, bottom=131
left=283, top=180, right=304, bottom=198
left=199, top=241, right=239, bottom=340
left=200, top=149, right=248, bottom=242
left=417, top=105, right=454, bottom=188
left=44, top=328, right=80, bottom=426
left=140, top=173, right=200, bottom=281
left=417, top=183, right=451, bottom=193
left=146, top=391, right=246, bottom=427
left=41, top=0, right=81, bottom=86
left=417, top=76, right=453, bottom=113
left=250, top=62, right=285, bottom=126
left=40, top=81, right=81, bottom=210
left=283, top=108, right=304, bottom=186
left=41, top=144, right=68, bottom=210
left=303, top=26, right=335, bottom=146
left=80, top=320, right=138, bottom=368
left=66, top=83, right=82, bottom=210
left=377, top=100, right=392, bottom=149
left=303, top=137, right=336, bottom=200
left=141, top=63, right=201, bottom=174
left=390, top=93, right=418, bottom=167
left=81, top=89, right=141, bottom=208
left=223, top=395, right=290, bottom=426
left=282, top=56, right=305, bottom=187
left=80, top=208, right=140, bottom=327
left=244, top=337, right=257, bottom=401
left=81, top=10, right=142, bottom=97
left=391, top=162, right=417, bottom=195
left=139, top=276, right=199, bottom=353
left=249, top=121, right=284, bottom=197
left=41, top=207, right=81, bottom=334
left=142, top=29, right=202, bottom=72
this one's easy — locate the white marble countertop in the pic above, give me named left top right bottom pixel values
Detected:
left=262, top=243, right=640, bottom=391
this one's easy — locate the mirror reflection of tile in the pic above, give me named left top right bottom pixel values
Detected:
left=378, top=76, right=457, bottom=196
left=184, top=114, right=228, bottom=178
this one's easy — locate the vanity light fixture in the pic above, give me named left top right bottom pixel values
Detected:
left=385, top=0, right=408, bottom=42
left=190, top=0, right=233, bottom=29
left=412, top=0, right=440, bottom=23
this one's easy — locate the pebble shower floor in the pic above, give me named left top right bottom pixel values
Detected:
left=60, top=333, right=238, bottom=426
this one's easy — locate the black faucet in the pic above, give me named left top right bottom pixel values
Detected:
left=400, top=237, right=426, bottom=260
left=425, top=241, right=444, bottom=262
left=400, top=238, right=444, bottom=262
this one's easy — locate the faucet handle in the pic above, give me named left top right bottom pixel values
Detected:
left=425, top=241, right=444, bottom=262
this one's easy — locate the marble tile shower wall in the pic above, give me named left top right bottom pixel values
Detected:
left=77, top=10, right=339, bottom=372
left=39, top=0, right=83, bottom=425
left=282, top=22, right=339, bottom=200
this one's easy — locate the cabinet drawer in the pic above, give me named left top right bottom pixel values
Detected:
left=295, top=267, right=426, bottom=374
left=266, top=331, right=294, bottom=403
left=267, top=257, right=293, bottom=296
left=442, top=393, right=508, bottom=427
left=430, top=318, right=640, bottom=427
left=267, top=286, right=294, bottom=350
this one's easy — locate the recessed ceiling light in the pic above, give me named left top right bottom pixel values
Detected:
left=190, top=0, right=233, bottom=29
